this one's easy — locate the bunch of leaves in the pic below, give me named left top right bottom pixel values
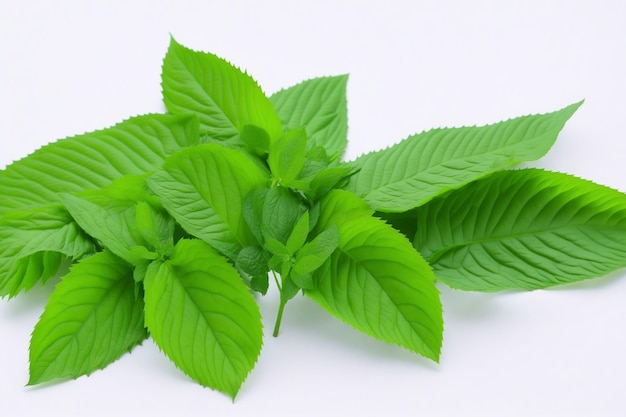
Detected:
left=2, top=37, right=626, bottom=400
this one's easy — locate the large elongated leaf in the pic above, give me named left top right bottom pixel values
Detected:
left=143, top=239, right=263, bottom=399
left=306, top=190, right=443, bottom=361
left=148, top=144, right=267, bottom=259
left=29, top=250, right=147, bottom=384
left=344, top=101, right=583, bottom=212
left=270, top=75, right=349, bottom=159
left=162, top=37, right=283, bottom=142
left=0, top=114, right=199, bottom=214
left=414, top=169, right=626, bottom=291
left=0, top=204, right=95, bottom=297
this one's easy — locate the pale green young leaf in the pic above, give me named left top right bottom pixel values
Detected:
left=286, top=211, right=310, bottom=255
left=268, top=128, right=308, bottom=184
left=133, top=201, right=175, bottom=255
left=77, top=173, right=160, bottom=208
left=414, top=169, right=626, bottom=291
left=162, top=37, right=283, bottom=142
left=270, top=75, right=349, bottom=160
left=0, top=204, right=95, bottom=297
left=264, top=238, right=289, bottom=258
left=148, top=143, right=267, bottom=259
left=292, top=225, right=339, bottom=277
left=29, top=250, right=147, bottom=385
left=0, top=114, right=199, bottom=214
left=306, top=190, right=443, bottom=361
left=144, top=239, right=263, bottom=399
left=344, top=101, right=583, bottom=212
left=308, top=165, right=356, bottom=200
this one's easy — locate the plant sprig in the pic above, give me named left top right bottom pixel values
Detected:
left=2, top=36, right=625, bottom=399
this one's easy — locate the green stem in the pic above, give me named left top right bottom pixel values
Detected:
left=273, top=295, right=287, bottom=337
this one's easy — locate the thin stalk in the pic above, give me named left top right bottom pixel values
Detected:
left=273, top=295, right=287, bottom=337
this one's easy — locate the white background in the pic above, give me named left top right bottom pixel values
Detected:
left=1, top=1, right=626, bottom=416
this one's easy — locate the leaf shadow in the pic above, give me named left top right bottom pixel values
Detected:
left=271, top=294, right=439, bottom=371
left=437, top=284, right=504, bottom=323
left=0, top=278, right=58, bottom=318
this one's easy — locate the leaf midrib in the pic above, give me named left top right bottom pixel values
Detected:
left=335, top=244, right=439, bottom=359
left=363, top=130, right=555, bottom=197
left=172, top=47, right=238, bottom=132
left=425, top=223, right=626, bottom=264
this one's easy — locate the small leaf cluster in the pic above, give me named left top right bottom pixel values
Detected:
left=2, top=37, right=626, bottom=399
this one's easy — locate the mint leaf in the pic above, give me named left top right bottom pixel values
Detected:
left=344, top=101, right=583, bottom=212
left=0, top=204, right=95, bottom=297
left=134, top=201, right=175, bottom=255
left=308, top=165, right=356, bottom=200
left=270, top=75, right=349, bottom=160
left=306, top=190, right=443, bottom=361
left=240, top=124, right=271, bottom=155
left=149, top=143, right=267, bottom=259
left=144, top=239, right=263, bottom=399
left=292, top=225, right=339, bottom=278
left=0, top=114, right=199, bottom=214
left=71, top=174, right=175, bottom=261
left=414, top=169, right=626, bottom=291
left=162, top=37, right=283, bottom=142
left=286, top=211, right=310, bottom=255
left=268, top=128, right=308, bottom=185
left=29, top=250, right=147, bottom=385
left=236, top=245, right=271, bottom=277
left=61, top=194, right=146, bottom=264
left=260, top=186, right=307, bottom=245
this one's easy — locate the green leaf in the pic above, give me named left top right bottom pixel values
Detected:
left=270, top=75, right=349, bottom=160
left=0, top=204, right=95, bottom=297
left=133, top=201, right=175, bottom=255
left=308, top=165, right=356, bottom=200
left=29, top=250, right=147, bottom=385
left=144, top=239, right=263, bottom=399
left=236, top=245, right=270, bottom=277
left=0, top=113, right=199, bottom=214
left=240, top=124, right=271, bottom=155
left=242, top=187, right=268, bottom=244
left=260, top=186, right=307, bottom=245
left=162, top=37, right=283, bottom=142
left=344, top=101, right=583, bottom=212
left=286, top=211, right=310, bottom=255
left=269, top=129, right=308, bottom=185
left=250, top=274, right=269, bottom=295
left=414, top=168, right=626, bottom=291
left=60, top=194, right=141, bottom=264
left=149, top=143, right=268, bottom=259
left=306, top=190, right=443, bottom=361
left=292, top=225, right=339, bottom=277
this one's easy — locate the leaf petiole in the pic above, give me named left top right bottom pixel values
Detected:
left=272, top=270, right=286, bottom=337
